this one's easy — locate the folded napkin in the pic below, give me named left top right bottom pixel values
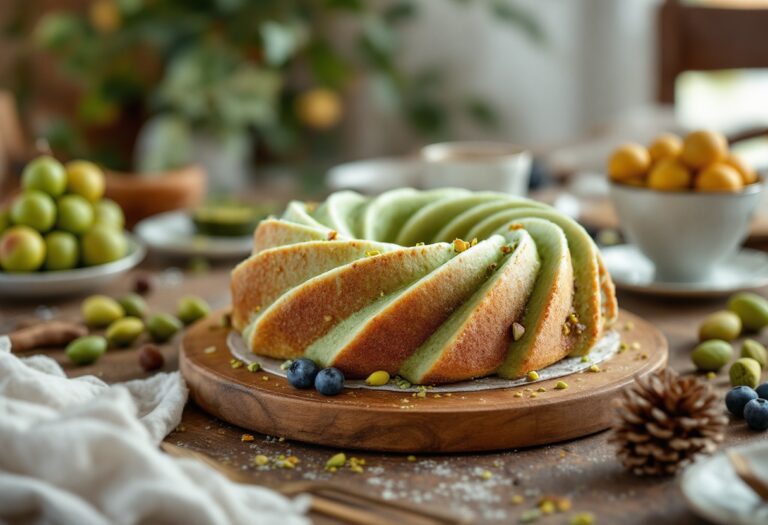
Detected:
left=0, top=336, right=309, bottom=525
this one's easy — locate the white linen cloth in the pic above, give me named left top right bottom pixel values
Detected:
left=0, top=336, right=309, bottom=525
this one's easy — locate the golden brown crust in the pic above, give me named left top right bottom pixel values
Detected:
left=231, top=240, right=391, bottom=331
left=328, top=239, right=504, bottom=377
left=248, top=245, right=453, bottom=359
left=417, top=236, right=539, bottom=384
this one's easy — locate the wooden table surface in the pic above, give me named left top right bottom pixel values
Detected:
left=2, top=252, right=764, bottom=525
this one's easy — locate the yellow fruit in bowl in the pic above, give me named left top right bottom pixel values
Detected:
left=724, top=154, right=758, bottom=185
left=648, top=133, right=682, bottom=162
left=66, top=160, right=106, bottom=202
left=681, top=130, right=728, bottom=169
left=608, top=143, right=650, bottom=183
left=695, top=163, right=743, bottom=192
left=647, top=158, right=691, bottom=191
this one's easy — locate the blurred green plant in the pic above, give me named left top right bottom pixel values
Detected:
left=18, top=0, right=543, bottom=171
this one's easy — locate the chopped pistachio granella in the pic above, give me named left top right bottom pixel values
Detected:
left=246, top=362, right=261, bottom=373
left=486, top=263, right=498, bottom=275
left=204, top=346, right=217, bottom=354
left=453, top=238, right=470, bottom=253
left=562, top=323, right=571, bottom=336
left=480, top=469, right=493, bottom=480
left=219, top=313, right=232, bottom=328
left=588, top=364, right=601, bottom=373
left=706, top=371, right=717, bottom=380
left=537, top=387, right=547, bottom=393
left=580, top=355, right=590, bottom=363
left=470, top=238, right=478, bottom=247
left=261, top=376, right=269, bottom=381
left=253, top=455, right=269, bottom=466
left=407, top=455, right=417, bottom=462
left=241, top=434, right=255, bottom=442
left=539, top=500, right=556, bottom=515
left=230, top=358, right=244, bottom=369
left=512, top=322, right=526, bottom=341
left=555, top=381, right=568, bottom=390
left=280, top=360, right=293, bottom=370
left=514, top=391, right=524, bottom=398
left=520, top=509, right=542, bottom=523
left=365, top=250, right=381, bottom=257
left=530, top=392, right=539, bottom=398
left=527, top=371, right=540, bottom=381
left=325, top=452, right=346, bottom=470
left=394, top=376, right=412, bottom=389
left=327, top=230, right=338, bottom=241
left=624, top=321, right=634, bottom=331
left=501, top=244, right=513, bottom=254
left=508, top=223, right=524, bottom=231
left=415, top=242, right=425, bottom=246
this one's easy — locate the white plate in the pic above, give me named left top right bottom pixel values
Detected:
left=603, top=244, right=768, bottom=298
left=135, top=210, right=253, bottom=259
left=681, top=442, right=768, bottom=525
left=0, top=236, right=145, bottom=298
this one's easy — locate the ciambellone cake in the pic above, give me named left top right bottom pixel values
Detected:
left=231, top=188, right=618, bottom=385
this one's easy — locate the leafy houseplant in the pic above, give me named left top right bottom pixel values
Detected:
left=17, top=0, right=543, bottom=181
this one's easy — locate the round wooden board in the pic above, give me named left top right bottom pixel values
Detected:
left=180, top=309, right=667, bottom=453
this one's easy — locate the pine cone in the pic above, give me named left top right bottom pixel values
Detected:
left=610, top=369, right=728, bottom=476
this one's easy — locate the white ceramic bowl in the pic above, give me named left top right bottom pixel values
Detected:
left=0, top=235, right=145, bottom=298
left=610, top=182, right=763, bottom=282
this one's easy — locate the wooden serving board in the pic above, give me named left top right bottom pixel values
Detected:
left=180, top=309, right=667, bottom=453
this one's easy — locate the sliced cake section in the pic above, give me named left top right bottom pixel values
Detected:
left=245, top=243, right=456, bottom=359
left=468, top=208, right=603, bottom=357
left=361, top=188, right=470, bottom=242
left=231, top=238, right=397, bottom=331
left=306, top=236, right=507, bottom=377
left=496, top=219, right=574, bottom=378
left=399, top=230, right=540, bottom=384
left=252, top=218, right=337, bottom=253
left=395, top=193, right=511, bottom=246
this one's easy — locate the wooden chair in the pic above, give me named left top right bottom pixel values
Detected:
left=658, top=0, right=768, bottom=103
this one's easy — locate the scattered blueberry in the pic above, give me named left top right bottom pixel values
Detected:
left=744, top=398, right=768, bottom=431
left=315, top=367, right=345, bottom=396
left=725, top=386, right=759, bottom=418
left=287, top=358, right=320, bottom=389
left=756, top=382, right=768, bottom=400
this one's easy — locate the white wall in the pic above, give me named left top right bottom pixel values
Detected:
left=345, top=0, right=661, bottom=157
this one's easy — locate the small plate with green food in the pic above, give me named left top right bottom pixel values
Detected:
left=135, top=203, right=275, bottom=259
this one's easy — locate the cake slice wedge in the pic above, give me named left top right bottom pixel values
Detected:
left=467, top=208, right=602, bottom=357
left=306, top=236, right=507, bottom=377
left=231, top=239, right=398, bottom=331
left=432, top=199, right=549, bottom=243
left=395, top=193, right=511, bottom=246
left=495, top=219, right=574, bottom=378
left=312, top=191, right=369, bottom=238
left=361, top=188, right=470, bottom=242
left=399, top=230, right=540, bottom=384
left=252, top=219, right=338, bottom=253
left=245, top=243, right=456, bottom=359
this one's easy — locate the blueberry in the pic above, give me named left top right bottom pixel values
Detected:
left=287, top=358, right=320, bottom=389
left=726, top=386, right=758, bottom=417
left=756, top=383, right=768, bottom=400
left=744, top=398, right=768, bottom=430
left=315, top=367, right=345, bottom=396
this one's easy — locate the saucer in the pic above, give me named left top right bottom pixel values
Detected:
left=680, top=441, right=768, bottom=525
left=602, top=244, right=768, bottom=298
left=135, top=211, right=253, bottom=260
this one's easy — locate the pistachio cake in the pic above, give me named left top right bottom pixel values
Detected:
left=231, top=189, right=618, bottom=384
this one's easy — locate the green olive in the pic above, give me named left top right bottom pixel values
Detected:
left=691, top=339, right=733, bottom=372
left=118, top=293, right=148, bottom=318
left=56, top=194, right=94, bottom=234
left=147, top=313, right=183, bottom=342
left=106, top=316, right=144, bottom=347
left=81, top=225, right=127, bottom=266
left=729, top=357, right=762, bottom=388
left=44, top=231, right=79, bottom=271
left=728, top=292, right=768, bottom=332
left=10, top=190, right=57, bottom=232
left=22, top=156, right=67, bottom=197
left=66, top=335, right=107, bottom=365
left=0, top=226, right=46, bottom=272
left=699, top=310, right=742, bottom=342
left=741, top=339, right=768, bottom=368
left=177, top=295, right=210, bottom=325
left=82, top=294, right=125, bottom=327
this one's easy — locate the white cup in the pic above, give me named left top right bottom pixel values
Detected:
left=420, top=142, right=531, bottom=195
